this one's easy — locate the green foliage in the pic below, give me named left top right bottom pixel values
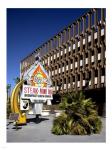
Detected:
left=7, top=84, right=11, bottom=118
left=7, top=101, right=11, bottom=118
left=13, top=77, right=20, bottom=84
left=52, top=92, right=102, bottom=135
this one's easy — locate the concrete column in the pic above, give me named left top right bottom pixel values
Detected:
left=64, top=29, right=67, bottom=43
left=88, top=50, right=91, bottom=69
left=94, top=47, right=98, bottom=68
left=66, top=77, right=68, bottom=92
left=91, top=69, right=95, bottom=89
left=50, top=55, right=52, bottom=68
left=88, top=12, right=92, bottom=31
left=62, top=47, right=64, bottom=59
left=60, top=62, right=62, bottom=75
left=85, top=32, right=88, bottom=50
left=70, top=75, right=73, bottom=91
left=72, top=24, right=74, bottom=38
left=77, top=55, right=80, bottom=72
left=82, top=16, right=86, bottom=34
left=55, top=80, right=57, bottom=92
left=75, top=38, right=78, bottom=53
left=55, top=48, right=57, bottom=61
left=70, top=41, right=73, bottom=56
left=94, top=9, right=98, bottom=26
left=59, top=47, right=61, bottom=61
left=57, top=64, right=59, bottom=76
left=52, top=51, right=54, bottom=65
left=91, top=27, right=95, bottom=48
left=62, top=77, right=64, bottom=93
left=73, top=23, right=76, bottom=37
left=66, top=44, right=69, bottom=58
left=44, top=43, right=47, bottom=54
left=80, top=72, right=83, bottom=90
left=98, top=25, right=101, bottom=48
left=73, top=57, right=75, bottom=74
left=64, top=61, right=66, bottom=76
left=86, top=71, right=90, bottom=79
left=54, top=37, right=57, bottom=49
left=77, top=20, right=80, bottom=36
left=80, top=35, right=83, bottom=52
left=98, top=67, right=101, bottom=88
left=101, top=42, right=105, bottom=67
left=83, top=52, right=86, bottom=71
left=68, top=59, right=70, bottom=75
left=61, top=32, right=63, bottom=45
left=75, top=74, right=78, bottom=92
left=104, top=24, right=106, bottom=45
left=101, top=8, right=105, bottom=25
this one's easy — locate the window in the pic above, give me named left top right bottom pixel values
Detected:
left=95, top=69, right=98, bottom=77
left=68, top=46, right=71, bottom=52
left=73, top=76, right=75, bottom=82
left=61, top=50, right=63, bottom=56
left=75, top=62, right=78, bottom=68
left=66, top=65, right=68, bottom=71
left=80, top=60, right=83, bottom=66
left=57, top=53, right=59, bottom=57
left=71, top=64, right=73, bottom=69
left=73, top=43, right=75, bottom=50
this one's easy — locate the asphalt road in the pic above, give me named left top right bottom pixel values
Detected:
left=7, top=115, right=106, bottom=143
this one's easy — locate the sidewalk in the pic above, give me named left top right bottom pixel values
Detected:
left=7, top=115, right=106, bottom=143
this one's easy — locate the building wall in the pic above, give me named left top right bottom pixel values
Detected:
left=20, top=8, right=106, bottom=94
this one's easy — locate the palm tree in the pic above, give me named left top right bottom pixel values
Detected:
left=7, top=84, right=11, bottom=102
left=7, top=84, right=11, bottom=118
left=13, top=77, right=20, bottom=84
left=52, top=92, right=102, bottom=135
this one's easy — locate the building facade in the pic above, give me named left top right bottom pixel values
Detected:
left=20, top=8, right=106, bottom=95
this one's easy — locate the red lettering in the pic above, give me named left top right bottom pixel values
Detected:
left=27, top=87, right=30, bottom=93
left=24, top=86, right=39, bottom=95
left=40, top=88, right=47, bottom=94
left=33, top=88, right=38, bottom=94
left=30, top=87, right=33, bottom=94
left=24, top=87, right=27, bottom=93
left=48, top=89, right=53, bottom=95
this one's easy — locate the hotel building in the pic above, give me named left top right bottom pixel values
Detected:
left=20, top=8, right=106, bottom=114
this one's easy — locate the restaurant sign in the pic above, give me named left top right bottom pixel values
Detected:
left=21, top=85, right=53, bottom=100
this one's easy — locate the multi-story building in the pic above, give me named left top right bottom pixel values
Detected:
left=20, top=9, right=106, bottom=115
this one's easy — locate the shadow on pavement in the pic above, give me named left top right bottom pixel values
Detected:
left=27, top=117, right=49, bottom=124
left=12, top=126, right=22, bottom=130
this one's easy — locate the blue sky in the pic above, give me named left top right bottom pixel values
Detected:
left=7, top=8, right=89, bottom=90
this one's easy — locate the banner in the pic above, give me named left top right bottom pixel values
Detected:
left=21, top=85, right=53, bottom=100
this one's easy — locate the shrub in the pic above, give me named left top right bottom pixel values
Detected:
left=52, top=92, right=102, bottom=135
